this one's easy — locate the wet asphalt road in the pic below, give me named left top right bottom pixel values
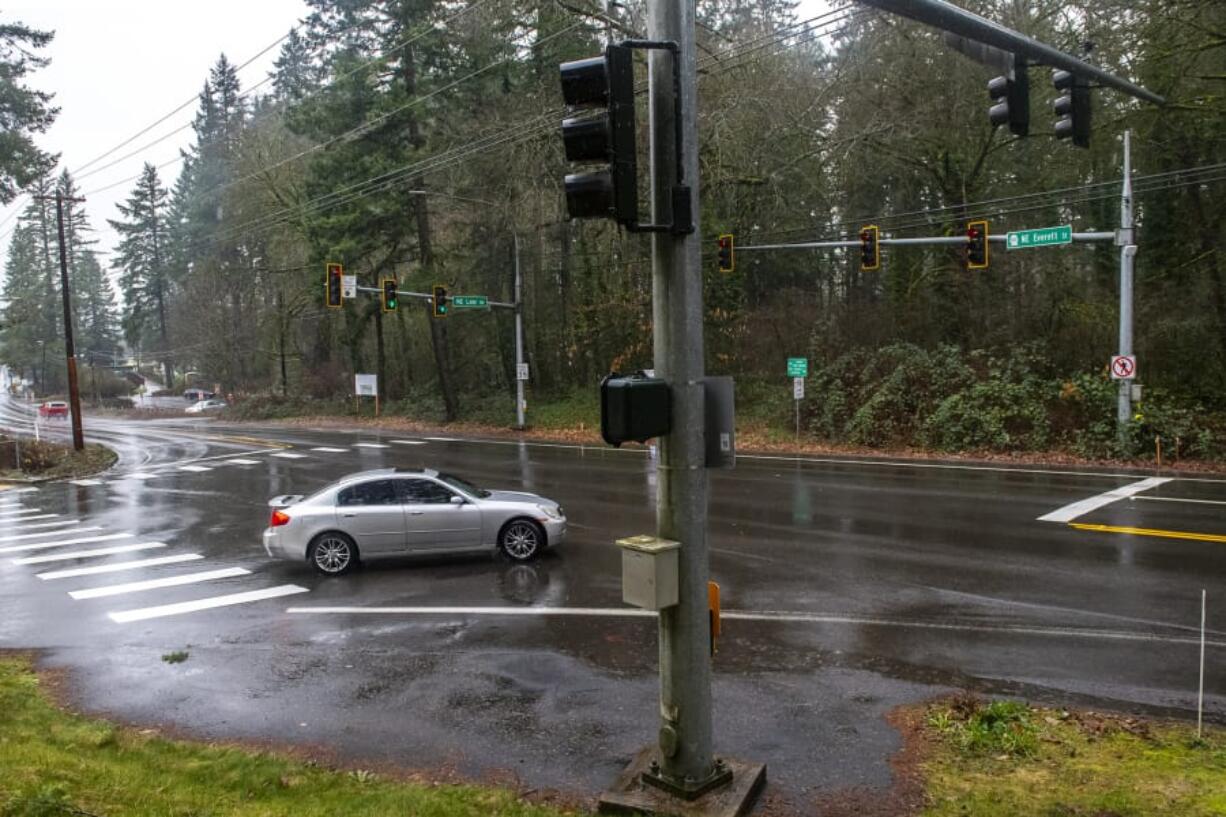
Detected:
left=0, top=392, right=1223, bottom=810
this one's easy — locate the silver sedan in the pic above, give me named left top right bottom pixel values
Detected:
left=262, top=467, right=566, bottom=575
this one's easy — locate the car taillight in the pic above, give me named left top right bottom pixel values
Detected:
left=270, top=509, right=291, bottom=527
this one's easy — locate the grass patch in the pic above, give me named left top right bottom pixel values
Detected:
left=0, top=439, right=116, bottom=481
left=920, top=695, right=1226, bottom=816
left=0, top=655, right=570, bottom=817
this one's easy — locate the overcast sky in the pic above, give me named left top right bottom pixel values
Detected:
left=1, top=0, right=831, bottom=277
left=0, top=0, right=309, bottom=267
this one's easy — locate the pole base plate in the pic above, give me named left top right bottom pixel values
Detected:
left=598, top=746, right=766, bottom=816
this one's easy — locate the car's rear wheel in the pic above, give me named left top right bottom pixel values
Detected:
left=309, top=532, right=358, bottom=576
left=499, top=519, right=543, bottom=561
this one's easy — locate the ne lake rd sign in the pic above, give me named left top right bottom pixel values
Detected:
left=1006, top=225, right=1073, bottom=250
left=451, top=295, right=489, bottom=309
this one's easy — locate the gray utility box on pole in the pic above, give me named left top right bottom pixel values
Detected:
left=616, top=535, right=680, bottom=611
left=703, top=376, right=736, bottom=469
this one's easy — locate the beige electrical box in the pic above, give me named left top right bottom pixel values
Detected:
left=615, top=535, right=680, bottom=610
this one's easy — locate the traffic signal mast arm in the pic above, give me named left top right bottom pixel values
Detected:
left=737, top=230, right=1117, bottom=252
left=354, top=285, right=517, bottom=310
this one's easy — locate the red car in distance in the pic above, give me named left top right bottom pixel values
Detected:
left=38, top=401, right=69, bottom=419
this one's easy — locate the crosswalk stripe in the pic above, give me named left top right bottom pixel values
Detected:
left=272, top=452, right=307, bottom=459
left=311, top=447, right=347, bottom=453
left=69, top=567, right=251, bottom=600
left=4, top=519, right=78, bottom=533
left=354, top=443, right=389, bottom=448
left=178, top=465, right=212, bottom=473
left=0, top=527, right=108, bottom=547
left=224, top=458, right=260, bottom=465
left=2, top=514, right=58, bottom=524
left=0, top=487, right=38, bottom=494
left=14, top=542, right=166, bottom=565
left=0, top=508, right=42, bottom=517
left=38, top=554, right=203, bottom=580
left=108, top=584, right=310, bottom=623
left=390, top=440, right=427, bottom=446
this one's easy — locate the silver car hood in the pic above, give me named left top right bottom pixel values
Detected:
left=483, top=490, right=548, bottom=505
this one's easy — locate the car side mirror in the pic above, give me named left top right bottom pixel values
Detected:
left=449, top=495, right=465, bottom=506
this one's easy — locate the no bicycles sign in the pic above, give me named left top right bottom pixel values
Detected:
left=1111, top=355, right=1137, bottom=381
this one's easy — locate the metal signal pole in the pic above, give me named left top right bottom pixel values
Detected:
left=1118, top=130, right=1137, bottom=443
left=52, top=191, right=86, bottom=452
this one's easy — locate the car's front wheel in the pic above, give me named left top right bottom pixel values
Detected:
left=499, top=519, right=543, bottom=561
left=309, top=532, right=358, bottom=576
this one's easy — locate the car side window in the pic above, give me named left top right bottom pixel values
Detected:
left=337, top=479, right=402, bottom=507
left=401, top=479, right=456, bottom=505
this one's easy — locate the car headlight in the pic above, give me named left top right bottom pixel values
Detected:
left=537, top=504, right=563, bottom=521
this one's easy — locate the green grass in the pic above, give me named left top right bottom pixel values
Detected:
left=0, top=656, right=571, bottom=817
left=0, top=441, right=116, bottom=482
left=921, top=697, right=1226, bottom=817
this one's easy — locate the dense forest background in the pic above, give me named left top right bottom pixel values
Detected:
left=2, top=0, right=1224, bottom=459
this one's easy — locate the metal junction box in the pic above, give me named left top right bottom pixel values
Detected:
left=615, top=534, right=680, bottom=611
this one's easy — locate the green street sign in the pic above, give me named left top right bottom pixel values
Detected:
left=786, top=357, right=808, bottom=378
left=451, top=295, right=489, bottom=309
left=1006, top=225, right=1072, bottom=250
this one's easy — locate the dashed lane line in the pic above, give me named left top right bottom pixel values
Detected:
left=69, top=567, right=251, bottom=600
left=14, top=542, right=166, bottom=565
left=391, top=440, right=426, bottom=446
left=311, top=447, right=347, bottom=453
left=178, top=465, right=212, bottom=473
left=1037, top=477, right=1171, bottom=523
left=1069, top=522, right=1226, bottom=544
left=271, top=452, right=307, bottom=460
left=0, top=531, right=128, bottom=554
left=37, top=553, right=204, bottom=580
left=353, top=443, right=389, bottom=449
left=224, top=458, right=261, bottom=465
left=108, top=584, right=309, bottom=623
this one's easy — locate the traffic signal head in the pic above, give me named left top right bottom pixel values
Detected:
left=966, top=220, right=989, bottom=269
left=987, top=56, right=1029, bottom=137
left=1052, top=69, right=1091, bottom=148
left=432, top=285, right=448, bottom=318
left=859, top=225, right=879, bottom=271
left=325, top=263, right=343, bottom=308
left=717, top=234, right=734, bottom=273
left=559, top=44, right=637, bottom=225
left=381, top=278, right=398, bottom=312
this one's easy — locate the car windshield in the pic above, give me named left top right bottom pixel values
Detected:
left=437, top=472, right=490, bottom=498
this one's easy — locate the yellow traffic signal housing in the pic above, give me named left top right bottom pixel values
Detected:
left=967, top=220, right=989, bottom=269
left=859, top=225, right=880, bottom=271
left=381, top=278, right=398, bottom=312
left=325, top=262, right=344, bottom=308
left=717, top=234, right=734, bottom=273
left=432, top=285, right=448, bottom=318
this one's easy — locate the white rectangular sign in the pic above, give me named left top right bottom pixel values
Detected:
left=516, top=363, right=530, bottom=381
left=1110, top=355, right=1136, bottom=381
left=342, top=275, right=357, bottom=299
left=354, top=373, right=378, bottom=396
left=793, top=376, right=805, bottom=400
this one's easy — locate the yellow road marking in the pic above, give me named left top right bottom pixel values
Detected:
left=1070, top=522, right=1226, bottom=544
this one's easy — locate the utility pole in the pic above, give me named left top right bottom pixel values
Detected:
left=1118, top=130, right=1136, bottom=444
left=649, top=0, right=714, bottom=792
left=44, top=191, right=86, bottom=452
left=514, top=234, right=526, bottom=430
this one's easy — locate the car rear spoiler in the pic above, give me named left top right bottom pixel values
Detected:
left=268, top=494, right=305, bottom=510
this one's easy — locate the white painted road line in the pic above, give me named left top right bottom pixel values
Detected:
left=311, top=447, right=347, bottom=453
left=37, top=553, right=203, bottom=580
left=1037, top=477, right=1172, bottom=523
left=423, top=437, right=457, bottom=442
left=283, top=606, right=1226, bottom=649
left=124, top=473, right=159, bottom=480
left=353, top=443, right=389, bottom=449
left=1, top=514, right=59, bottom=524
left=0, top=508, right=42, bottom=517
left=0, top=487, right=38, bottom=494
left=225, top=458, right=261, bottom=465
left=272, top=452, right=307, bottom=459
left=4, top=519, right=79, bottom=533
left=178, top=465, right=213, bottom=473
left=70, top=479, right=105, bottom=486
left=391, top=440, right=426, bottom=446
left=14, top=542, right=166, bottom=565
left=69, top=567, right=251, bottom=600
left=0, top=531, right=129, bottom=554
left=0, top=526, right=102, bottom=544
left=1132, top=495, right=1226, bottom=507
left=109, top=584, right=310, bottom=623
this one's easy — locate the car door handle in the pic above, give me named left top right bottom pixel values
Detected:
left=409, top=510, right=424, bottom=516
left=342, top=513, right=356, bottom=518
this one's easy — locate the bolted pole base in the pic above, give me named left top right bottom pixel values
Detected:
left=599, top=746, right=765, bottom=817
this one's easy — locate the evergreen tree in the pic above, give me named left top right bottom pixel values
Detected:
left=0, top=19, right=58, bottom=204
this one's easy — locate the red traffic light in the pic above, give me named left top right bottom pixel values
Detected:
left=325, top=262, right=343, bottom=308
left=716, top=234, right=734, bottom=272
left=966, top=220, right=989, bottom=269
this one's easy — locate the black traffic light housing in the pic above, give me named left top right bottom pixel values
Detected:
left=1053, top=69, right=1091, bottom=148
left=432, top=285, right=448, bottom=318
left=559, top=40, right=692, bottom=235
left=966, top=220, right=989, bottom=269
left=325, top=262, right=343, bottom=308
left=988, top=55, right=1030, bottom=137
left=381, top=278, right=398, bottom=312
left=859, top=225, right=880, bottom=271
left=600, top=371, right=671, bottom=447
left=717, top=234, right=734, bottom=273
